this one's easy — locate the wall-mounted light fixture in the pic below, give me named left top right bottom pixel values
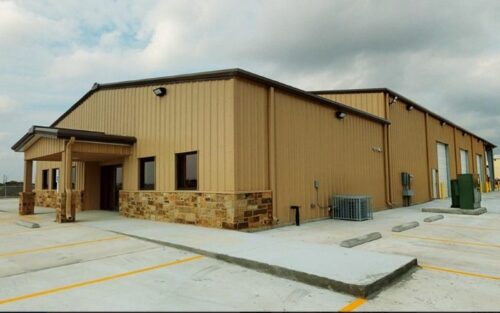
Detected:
left=336, top=112, right=346, bottom=119
left=153, top=87, right=167, bottom=97
left=406, top=104, right=414, bottom=111
left=389, top=96, right=398, bottom=105
left=440, top=121, right=446, bottom=126
left=462, top=131, right=466, bottom=136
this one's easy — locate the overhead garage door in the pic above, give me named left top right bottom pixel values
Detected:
left=460, top=149, right=469, bottom=174
left=437, top=142, right=450, bottom=198
left=476, top=154, right=484, bottom=183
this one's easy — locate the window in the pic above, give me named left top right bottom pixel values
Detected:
left=176, top=151, right=198, bottom=190
left=51, top=168, right=59, bottom=191
left=139, top=157, right=155, bottom=190
left=71, top=166, right=76, bottom=189
left=42, top=170, right=49, bottom=190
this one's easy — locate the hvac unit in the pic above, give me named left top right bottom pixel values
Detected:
left=330, top=195, right=373, bottom=221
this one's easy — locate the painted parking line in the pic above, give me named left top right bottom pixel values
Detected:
left=339, top=298, right=366, bottom=312
left=0, top=255, right=203, bottom=305
left=0, top=224, right=79, bottom=237
left=426, top=223, right=500, bottom=232
left=0, top=235, right=127, bottom=258
left=420, top=264, right=500, bottom=281
left=392, top=233, right=500, bottom=249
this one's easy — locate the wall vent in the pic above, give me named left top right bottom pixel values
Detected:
left=331, top=195, right=373, bottom=221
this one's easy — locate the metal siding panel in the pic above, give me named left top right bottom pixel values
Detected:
left=316, top=92, right=386, bottom=119
left=273, top=90, right=386, bottom=224
left=53, top=79, right=235, bottom=193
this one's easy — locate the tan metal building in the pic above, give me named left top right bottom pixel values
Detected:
left=312, top=88, right=496, bottom=204
left=12, top=69, right=495, bottom=230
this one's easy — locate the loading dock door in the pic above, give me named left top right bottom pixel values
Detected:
left=476, top=154, right=484, bottom=186
left=460, top=149, right=469, bottom=174
left=437, top=142, right=450, bottom=198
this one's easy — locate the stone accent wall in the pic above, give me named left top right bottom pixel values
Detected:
left=35, top=190, right=58, bottom=208
left=55, top=191, right=82, bottom=222
left=19, top=192, right=35, bottom=215
left=119, top=191, right=273, bottom=230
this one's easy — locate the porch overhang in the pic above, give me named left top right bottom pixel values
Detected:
left=11, top=126, right=136, bottom=161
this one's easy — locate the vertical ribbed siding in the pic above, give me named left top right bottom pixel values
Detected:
left=454, top=130, right=474, bottom=174
left=34, top=160, right=84, bottom=191
left=274, top=91, right=386, bottom=224
left=316, top=92, right=386, bottom=118
left=388, top=100, right=430, bottom=206
left=56, top=79, right=235, bottom=192
left=233, top=78, right=269, bottom=191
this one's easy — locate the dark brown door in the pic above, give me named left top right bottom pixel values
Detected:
left=100, top=165, right=122, bottom=211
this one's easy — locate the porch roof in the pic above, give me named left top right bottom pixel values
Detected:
left=11, top=126, right=136, bottom=152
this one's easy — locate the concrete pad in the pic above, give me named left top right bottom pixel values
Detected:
left=392, top=221, right=419, bottom=232
left=15, top=220, right=40, bottom=229
left=340, top=232, right=382, bottom=248
left=422, top=207, right=487, bottom=215
left=423, top=215, right=444, bottom=223
left=84, top=217, right=416, bottom=298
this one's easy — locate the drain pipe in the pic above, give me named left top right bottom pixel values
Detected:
left=65, top=137, right=75, bottom=221
left=290, top=205, right=300, bottom=226
left=384, top=93, right=394, bottom=208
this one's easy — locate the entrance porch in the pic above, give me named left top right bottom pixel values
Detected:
left=12, top=126, right=136, bottom=222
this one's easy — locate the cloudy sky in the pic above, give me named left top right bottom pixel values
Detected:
left=1, top=0, right=499, bottom=181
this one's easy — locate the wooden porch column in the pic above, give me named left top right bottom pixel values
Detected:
left=19, top=159, right=35, bottom=215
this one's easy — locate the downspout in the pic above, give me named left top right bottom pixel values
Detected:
left=453, top=127, right=459, bottom=175
left=424, top=113, right=433, bottom=199
left=65, top=137, right=75, bottom=220
left=268, top=86, right=278, bottom=224
left=384, top=93, right=394, bottom=207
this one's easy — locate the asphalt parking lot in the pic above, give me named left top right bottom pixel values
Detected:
left=0, top=194, right=499, bottom=311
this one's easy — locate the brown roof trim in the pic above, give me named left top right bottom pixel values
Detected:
left=310, top=88, right=496, bottom=148
left=50, top=68, right=390, bottom=128
left=11, top=126, right=136, bottom=152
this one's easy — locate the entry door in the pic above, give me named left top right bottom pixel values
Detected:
left=100, top=165, right=123, bottom=211
left=437, top=143, right=450, bottom=198
left=460, top=149, right=469, bottom=174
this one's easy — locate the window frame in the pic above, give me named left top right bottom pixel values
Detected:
left=71, top=166, right=77, bottom=189
left=51, top=168, right=59, bottom=191
left=139, top=156, right=155, bottom=190
left=42, top=169, right=49, bottom=190
left=175, top=151, right=198, bottom=191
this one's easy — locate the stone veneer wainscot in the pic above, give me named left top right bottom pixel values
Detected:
left=119, top=191, right=273, bottom=230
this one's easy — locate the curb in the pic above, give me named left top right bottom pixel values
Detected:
left=392, top=221, right=419, bottom=232
left=422, top=207, right=487, bottom=215
left=423, top=215, right=444, bottom=223
left=112, top=231, right=416, bottom=298
left=340, top=232, right=382, bottom=248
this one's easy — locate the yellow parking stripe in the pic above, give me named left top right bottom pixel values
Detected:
left=339, top=298, right=366, bottom=312
left=0, top=255, right=203, bottom=305
left=393, top=233, right=500, bottom=249
left=0, top=235, right=127, bottom=258
left=421, top=264, right=500, bottom=281
left=427, top=223, right=500, bottom=232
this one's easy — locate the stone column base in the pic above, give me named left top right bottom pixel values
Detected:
left=19, top=192, right=36, bottom=215
left=56, top=192, right=76, bottom=223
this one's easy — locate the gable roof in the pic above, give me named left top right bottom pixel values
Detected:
left=50, top=68, right=390, bottom=128
left=310, top=88, right=496, bottom=148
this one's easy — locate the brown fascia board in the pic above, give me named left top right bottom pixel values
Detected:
left=49, top=68, right=390, bottom=128
left=11, top=126, right=136, bottom=152
left=310, top=88, right=496, bottom=148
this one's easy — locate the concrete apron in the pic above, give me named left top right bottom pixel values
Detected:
left=83, top=218, right=417, bottom=298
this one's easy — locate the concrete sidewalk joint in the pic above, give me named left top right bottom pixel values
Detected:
left=340, top=232, right=382, bottom=248
left=422, top=207, right=487, bottom=215
left=423, top=215, right=444, bottom=223
left=392, top=221, right=419, bottom=232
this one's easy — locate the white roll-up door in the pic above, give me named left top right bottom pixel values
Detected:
left=437, top=143, right=450, bottom=197
left=476, top=154, right=484, bottom=183
left=460, top=149, right=469, bottom=174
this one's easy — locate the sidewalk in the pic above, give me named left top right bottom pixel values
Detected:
left=82, top=215, right=416, bottom=297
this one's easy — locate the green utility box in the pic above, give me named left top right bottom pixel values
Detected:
left=450, top=174, right=481, bottom=209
